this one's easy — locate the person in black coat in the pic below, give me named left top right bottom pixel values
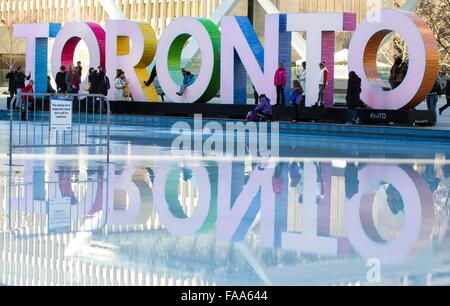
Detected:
left=14, top=67, right=31, bottom=91
left=13, top=67, right=31, bottom=109
left=144, top=65, right=157, bottom=87
left=5, top=66, right=16, bottom=99
left=439, top=78, right=450, bottom=116
left=95, top=67, right=110, bottom=96
left=55, top=65, right=67, bottom=93
left=346, top=71, right=362, bottom=125
left=87, top=67, right=97, bottom=94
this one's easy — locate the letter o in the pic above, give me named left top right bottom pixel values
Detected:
left=348, top=9, right=439, bottom=110
left=345, top=165, right=434, bottom=264
left=51, top=22, right=105, bottom=83
left=156, top=17, right=221, bottom=103
left=153, top=166, right=213, bottom=236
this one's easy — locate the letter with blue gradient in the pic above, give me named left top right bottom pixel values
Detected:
left=220, top=14, right=291, bottom=104
left=14, top=23, right=61, bottom=93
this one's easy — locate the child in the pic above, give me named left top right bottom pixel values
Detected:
left=247, top=94, right=273, bottom=122
left=274, top=63, right=287, bottom=105
left=290, top=80, right=304, bottom=123
left=176, top=68, right=196, bottom=96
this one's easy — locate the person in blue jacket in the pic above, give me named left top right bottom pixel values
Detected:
left=290, top=79, right=304, bottom=123
left=176, top=68, right=196, bottom=96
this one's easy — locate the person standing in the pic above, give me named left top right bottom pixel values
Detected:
left=95, top=67, right=110, bottom=96
left=5, top=66, right=17, bottom=100
left=298, top=61, right=307, bottom=106
left=427, top=78, right=442, bottom=125
left=439, top=78, right=450, bottom=116
left=114, top=70, right=128, bottom=100
left=389, top=57, right=404, bottom=90
left=76, top=61, right=83, bottom=79
left=87, top=67, right=97, bottom=94
left=95, top=67, right=110, bottom=113
left=274, top=63, right=287, bottom=105
left=14, top=67, right=31, bottom=109
left=345, top=71, right=362, bottom=125
left=55, top=65, right=67, bottom=93
left=47, top=76, right=56, bottom=94
left=176, top=68, right=195, bottom=96
left=21, top=80, right=34, bottom=121
left=66, top=64, right=80, bottom=94
left=290, top=80, right=304, bottom=123
left=314, top=62, right=328, bottom=107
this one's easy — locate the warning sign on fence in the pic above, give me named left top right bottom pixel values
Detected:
left=50, top=99, right=72, bottom=131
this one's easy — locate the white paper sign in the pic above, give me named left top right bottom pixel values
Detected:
left=48, top=197, right=71, bottom=233
left=50, top=99, right=72, bottom=131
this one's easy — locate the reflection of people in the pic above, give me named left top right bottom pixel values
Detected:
left=385, top=185, right=404, bottom=215
left=57, top=168, right=78, bottom=205
left=344, top=163, right=359, bottom=200
left=176, top=68, right=195, bottom=96
left=345, top=71, right=362, bottom=125
left=272, top=164, right=285, bottom=195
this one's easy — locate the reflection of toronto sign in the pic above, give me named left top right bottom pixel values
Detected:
left=11, top=162, right=435, bottom=265
left=14, top=9, right=439, bottom=110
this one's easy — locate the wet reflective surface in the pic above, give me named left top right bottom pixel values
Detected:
left=0, top=120, right=449, bottom=286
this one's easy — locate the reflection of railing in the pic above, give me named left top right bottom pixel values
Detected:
left=6, top=176, right=108, bottom=235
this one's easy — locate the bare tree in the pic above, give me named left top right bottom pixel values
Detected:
left=415, top=0, right=450, bottom=73
left=0, top=19, right=22, bottom=69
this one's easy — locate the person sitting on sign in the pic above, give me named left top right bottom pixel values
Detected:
left=176, top=68, right=195, bottom=96
left=247, top=94, right=273, bottom=122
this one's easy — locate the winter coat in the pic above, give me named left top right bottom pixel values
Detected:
left=66, top=71, right=80, bottom=91
left=55, top=71, right=67, bottom=93
left=346, top=76, right=362, bottom=109
left=5, top=71, right=16, bottom=93
left=183, top=73, right=195, bottom=86
left=274, top=68, right=287, bottom=86
left=14, top=72, right=30, bottom=89
left=96, top=71, right=110, bottom=96
left=255, top=97, right=272, bottom=115
left=114, top=77, right=126, bottom=100
left=290, top=89, right=303, bottom=105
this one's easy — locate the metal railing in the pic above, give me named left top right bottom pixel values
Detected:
left=8, top=93, right=111, bottom=166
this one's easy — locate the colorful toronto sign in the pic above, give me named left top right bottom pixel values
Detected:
left=13, top=9, right=439, bottom=110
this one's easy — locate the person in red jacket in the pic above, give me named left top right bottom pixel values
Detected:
left=20, top=80, right=34, bottom=121
left=274, top=63, right=287, bottom=105
left=314, top=62, right=328, bottom=107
